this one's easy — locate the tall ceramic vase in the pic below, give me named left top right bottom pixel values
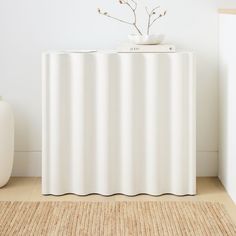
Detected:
left=0, top=97, right=14, bottom=187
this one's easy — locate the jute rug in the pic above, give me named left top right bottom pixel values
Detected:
left=0, top=201, right=235, bottom=236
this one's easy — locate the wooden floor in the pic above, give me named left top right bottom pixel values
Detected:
left=0, top=177, right=236, bottom=224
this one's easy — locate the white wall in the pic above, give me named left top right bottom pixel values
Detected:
left=0, top=0, right=236, bottom=176
left=219, top=12, right=236, bottom=203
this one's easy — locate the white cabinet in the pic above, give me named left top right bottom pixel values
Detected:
left=42, top=51, right=196, bottom=196
left=219, top=10, right=236, bottom=203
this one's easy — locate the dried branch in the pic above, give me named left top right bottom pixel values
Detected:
left=98, top=8, right=133, bottom=25
left=98, top=0, right=143, bottom=35
left=146, top=6, right=166, bottom=35
left=98, top=1, right=167, bottom=36
left=129, top=0, right=138, bottom=10
left=150, top=11, right=166, bottom=27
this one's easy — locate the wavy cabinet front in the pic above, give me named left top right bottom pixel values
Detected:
left=42, top=52, right=196, bottom=196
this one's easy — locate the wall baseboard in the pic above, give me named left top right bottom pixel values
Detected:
left=12, top=151, right=218, bottom=177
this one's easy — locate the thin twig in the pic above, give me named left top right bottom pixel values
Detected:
left=151, top=6, right=160, bottom=14
left=145, top=7, right=151, bottom=34
left=124, top=0, right=142, bottom=35
left=130, top=0, right=137, bottom=10
left=150, top=15, right=163, bottom=27
left=103, top=14, right=133, bottom=25
left=145, top=6, right=166, bottom=35
left=98, top=0, right=143, bottom=35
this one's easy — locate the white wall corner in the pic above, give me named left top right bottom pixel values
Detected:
left=197, top=151, right=218, bottom=177
left=219, top=175, right=236, bottom=204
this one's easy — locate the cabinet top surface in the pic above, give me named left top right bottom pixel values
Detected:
left=43, top=50, right=193, bottom=55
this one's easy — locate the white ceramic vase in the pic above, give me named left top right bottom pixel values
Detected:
left=0, top=97, right=14, bottom=187
left=128, top=34, right=165, bottom=45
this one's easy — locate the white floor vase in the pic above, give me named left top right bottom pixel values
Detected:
left=42, top=52, right=196, bottom=196
left=0, top=98, right=14, bottom=187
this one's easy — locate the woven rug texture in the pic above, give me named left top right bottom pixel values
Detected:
left=0, top=201, right=235, bottom=236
